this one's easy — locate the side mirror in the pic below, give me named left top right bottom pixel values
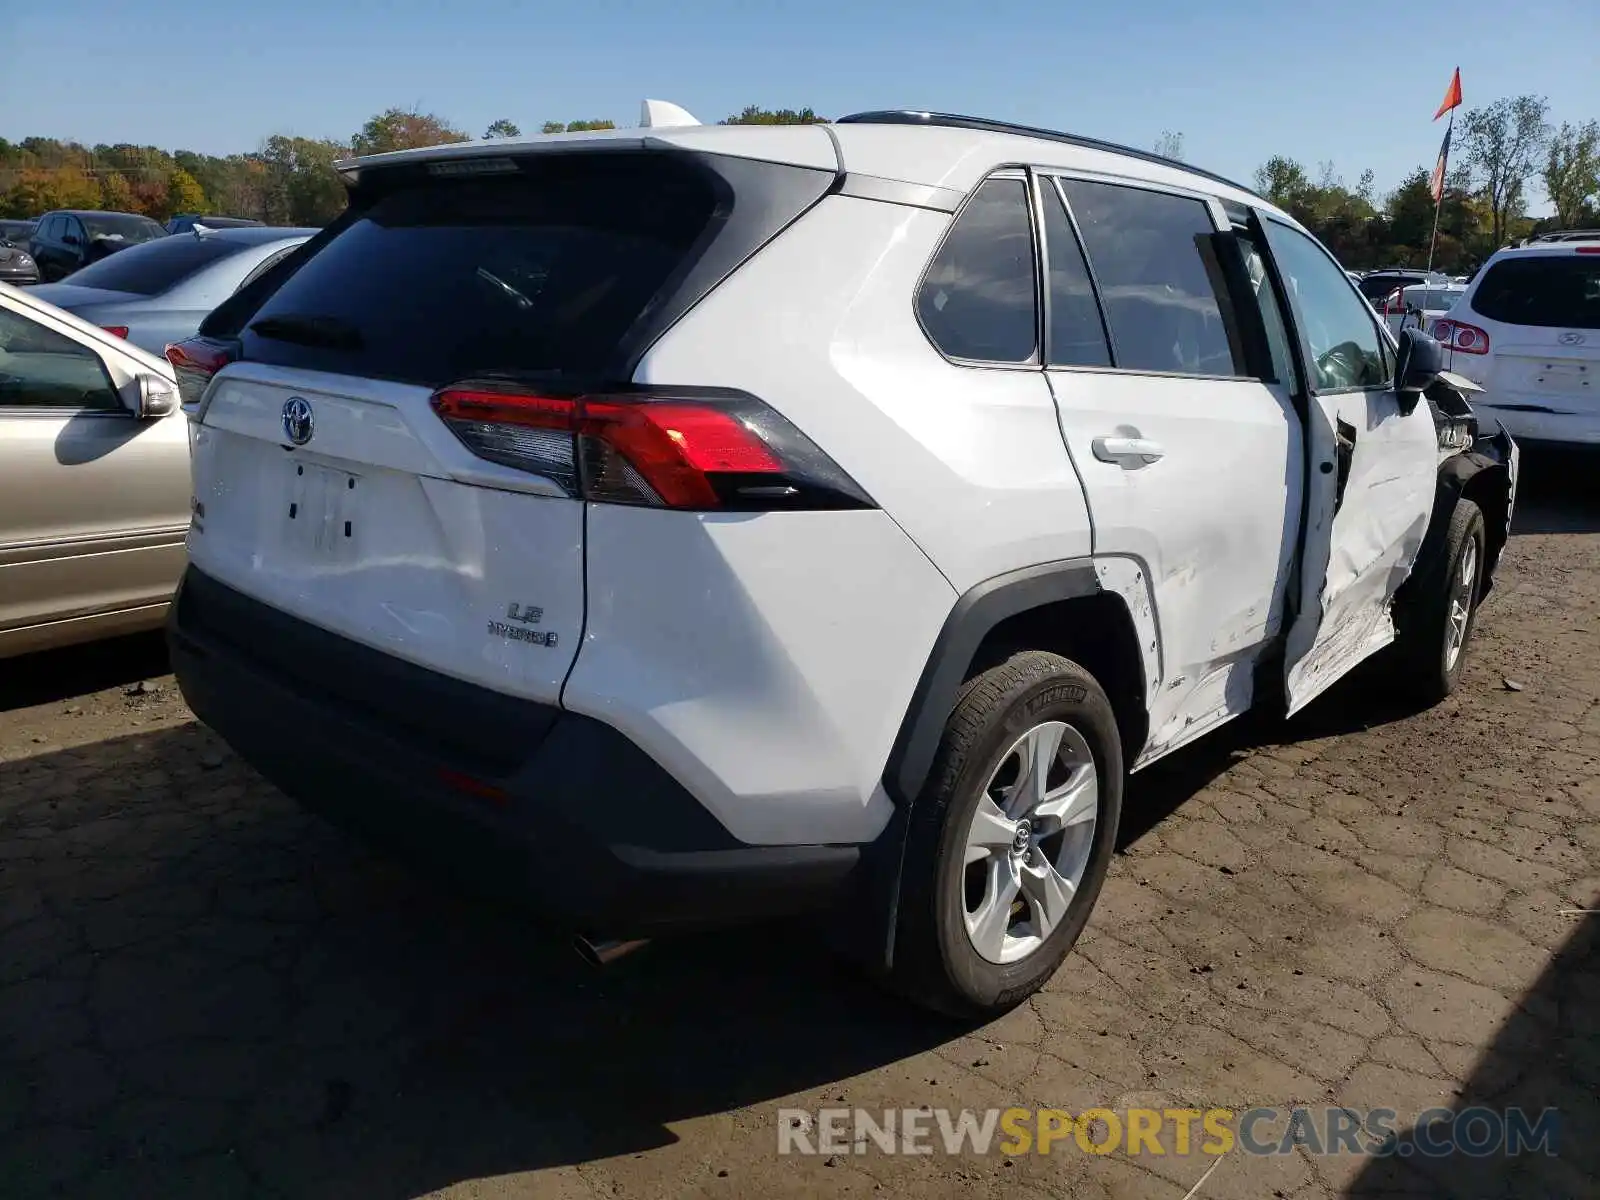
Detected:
left=1393, top=327, right=1443, bottom=414
left=136, top=373, right=180, bottom=419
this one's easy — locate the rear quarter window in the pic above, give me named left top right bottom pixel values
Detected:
left=63, top=235, right=244, bottom=296
left=236, top=154, right=723, bottom=385
left=1470, top=255, right=1600, bottom=329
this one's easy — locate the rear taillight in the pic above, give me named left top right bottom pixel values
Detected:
left=1576, top=246, right=1600, bottom=254
left=101, top=325, right=129, bottom=339
left=430, top=383, right=873, bottom=512
left=1433, top=320, right=1490, bottom=355
left=165, top=336, right=239, bottom=407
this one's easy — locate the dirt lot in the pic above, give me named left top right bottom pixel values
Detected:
left=2, top=452, right=1597, bottom=1200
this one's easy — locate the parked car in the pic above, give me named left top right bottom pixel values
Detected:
left=29, top=225, right=316, bottom=356
left=30, top=210, right=166, bottom=282
left=0, top=226, right=38, bottom=286
left=1431, top=239, right=1600, bottom=444
left=0, top=282, right=186, bottom=658
left=1356, top=268, right=1445, bottom=309
left=0, top=219, right=37, bottom=248
left=1380, top=282, right=1467, bottom=335
left=165, top=214, right=265, bottom=235
left=165, top=104, right=1516, bottom=1017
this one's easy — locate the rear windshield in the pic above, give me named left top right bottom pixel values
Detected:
left=237, top=155, right=720, bottom=385
left=1358, top=275, right=1421, bottom=300
left=1469, top=255, right=1600, bottom=329
left=1402, top=285, right=1464, bottom=309
left=80, top=213, right=165, bottom=243
left=64, top=234, right=245, bottom=295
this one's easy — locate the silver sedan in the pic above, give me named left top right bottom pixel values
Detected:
left=0, top=283, right=188, bottom=657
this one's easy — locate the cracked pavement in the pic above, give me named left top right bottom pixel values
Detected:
left=1, top=454, right=1597, bottom=1199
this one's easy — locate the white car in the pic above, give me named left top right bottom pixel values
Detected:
left=165, top=104, right=1516, bottom=1016
left=1430, top=240, right=1600, bottom=444
left=1382, top=282, right=1467, bottom=336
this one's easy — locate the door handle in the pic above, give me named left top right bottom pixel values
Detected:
left=1091, top=436, right=1165, bottom=465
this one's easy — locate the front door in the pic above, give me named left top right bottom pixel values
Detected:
left=1039, top=173, right=1303, bottom=760
left=1259, top=218, right=1440, bottom=714
left=0, top=300, right=188, bottom=636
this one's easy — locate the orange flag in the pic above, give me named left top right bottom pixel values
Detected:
left=1434, top=68, right=1463, bottom=121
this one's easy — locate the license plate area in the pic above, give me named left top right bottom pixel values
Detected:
left=284, top=460, right=359, bottom=560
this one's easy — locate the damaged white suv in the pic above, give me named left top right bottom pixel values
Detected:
left=167, top=105, right=1516, bottom=1016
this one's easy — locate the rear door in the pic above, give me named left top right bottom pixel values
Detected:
left=1040, top=174, right=1303, bottom=759
left=1260, top=218, right=1439, bottom=714
left=188, top=148, right=834, bottom=704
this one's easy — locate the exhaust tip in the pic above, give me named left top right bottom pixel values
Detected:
left=573, top=935, right=650, bottom=967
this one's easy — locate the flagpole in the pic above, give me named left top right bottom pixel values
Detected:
left=1424, top=106, right=1455, bottom=287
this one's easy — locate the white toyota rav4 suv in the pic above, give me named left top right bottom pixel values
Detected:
left=167, top=106, right=1517, bottom=1016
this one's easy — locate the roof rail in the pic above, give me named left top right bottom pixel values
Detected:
left=1530, top=229, right=1600, bottom=243
left=834, top=110, right=1261, bottom=199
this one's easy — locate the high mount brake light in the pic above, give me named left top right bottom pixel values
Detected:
left=430, top=384, right=873, bottom=512
left=165, top=336, right=240, bottom=406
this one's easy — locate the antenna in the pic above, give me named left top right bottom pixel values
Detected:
left=640, top=99, right=700, bottom=129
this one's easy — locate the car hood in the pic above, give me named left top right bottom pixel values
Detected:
left=25, top=283, right=145, bottom=313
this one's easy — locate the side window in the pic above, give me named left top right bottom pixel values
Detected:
left=1040, top=181, right=1111, bottom=367
left=1264, top=221, right=1388, bottom=391
left=0, top=307, right=122, bottom=410
left=1060, top=179, right=1244, bottom=377
left=1234, top=229, right=1296, bottom=386
left=917, top=177, right=1038, bottom=363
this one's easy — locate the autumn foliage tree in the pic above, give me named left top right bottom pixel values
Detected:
left=350, top=108, right=469, bottom=156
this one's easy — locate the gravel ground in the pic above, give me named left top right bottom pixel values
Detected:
left=1, top=450, right=1597, bottom=1200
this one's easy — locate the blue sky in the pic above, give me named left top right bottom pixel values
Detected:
left=4, top=0, right=1596, bottom=206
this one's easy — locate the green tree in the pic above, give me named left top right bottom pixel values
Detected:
left=1253, top=155, right=1311, bottom=210
left=541, top=121, right=567, bottom=134
left=719, top=105, right=826, bottom=125
left=563, top=119, right=615, bottom=131
left=1385, top=168, right=1437, bottom=252
left=1543, top=119, right=1600, bottom=230
left=166, top=168, right=207, bottom=219
left=261, top=136, right=347, bottom=226
left=483, top=119, right=522, bottom=139
left=351, top=108, right=469, bottom=156
left=1459, top=95, right=1551, bottom=248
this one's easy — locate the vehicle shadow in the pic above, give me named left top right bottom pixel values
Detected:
left=1344, top=909, right=1599, bottom=1197
left=0, top=725, right=964, bottom=1199
left=0, top=630, right=168, bottom=713
left=1508, top=445, right=1600, bottom=536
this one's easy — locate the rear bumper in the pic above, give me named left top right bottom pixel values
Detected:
left=1471, top=399, right=1600, bottom=447
left=168, top=567, right=867, bottom=937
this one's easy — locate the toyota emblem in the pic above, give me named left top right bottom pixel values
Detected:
left=1558, top=331, right=1586, bottom=346
left=281, top=396, right=314, bottom=445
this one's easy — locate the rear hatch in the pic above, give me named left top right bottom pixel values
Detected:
left=1465, top=252, right=1600, bottom=410
left=184, top=144, right=836, bottom=704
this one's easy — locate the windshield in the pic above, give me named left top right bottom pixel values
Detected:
left=80, top=213, right=165, bottom=243
left=1470, top=255, right=1600, bottom=329
left=65, top=234, right=245, bottom=296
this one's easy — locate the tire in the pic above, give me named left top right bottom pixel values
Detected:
left=1395, top=497, right=1486, bottom=704
left=889, top=651, right=1123, bottom=1018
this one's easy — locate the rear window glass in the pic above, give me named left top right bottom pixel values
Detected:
left=1470, top=255, right=1600, bottom=329
left=64, top=234, right=244, bottom=295
left=238, top=155, right=719, bottom=384
left=1359, top=274, right=1421, bottom=300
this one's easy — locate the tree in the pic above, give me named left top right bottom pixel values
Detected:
left=351, top=108, right=469, bottom=156
left=541, top=121, right=567, bottom=134
left=260, top=136, right=347, bottom=226
left=98, top=171, right=136, bottom=213
left=1543, top=120, right=1600, bottom=230
left=1458, top=95, right=1551, bottom=248
left=166, top=168, right=207, bottom=219
left=1153, top=131, right=1184, bottom=161
left=719, top=105, right=826, bottom=125
left=1386, top=168, right=1437, bottom=252
left=1253, top=155, right=1311, bottom=209
left=563, top=119, right=615, bottom=132
left=483, top=119, right=521, bottom=139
